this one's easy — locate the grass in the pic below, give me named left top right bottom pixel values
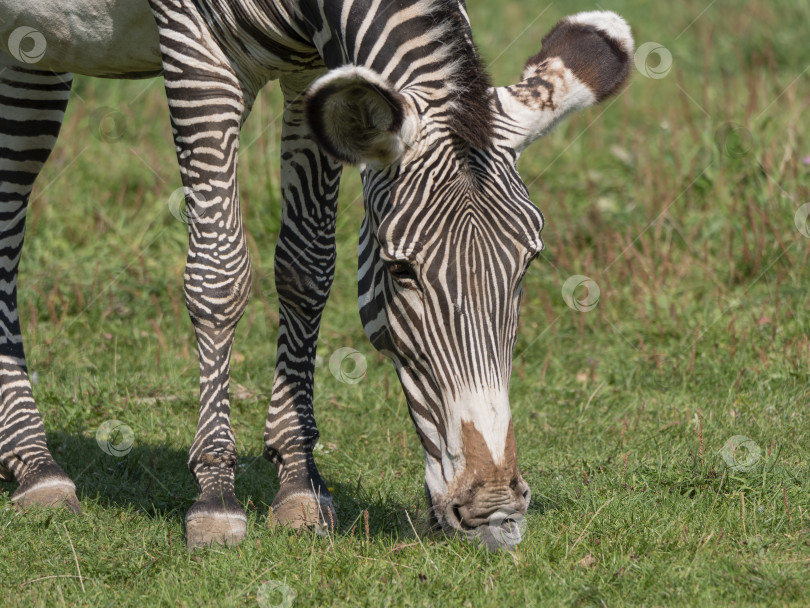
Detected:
left=1, top=0, right=809, bottom=605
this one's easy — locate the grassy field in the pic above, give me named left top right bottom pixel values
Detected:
left=2, top=0, right=809, bottom=605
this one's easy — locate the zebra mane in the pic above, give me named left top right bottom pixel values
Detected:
left=426, top=0, right=494, bottom=149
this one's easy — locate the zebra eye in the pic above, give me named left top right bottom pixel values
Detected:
left=515, top=255, right=536, bottom=297
left=385, top=261, right=418, bottom=286
left=521, top=253, right=539, bottom=278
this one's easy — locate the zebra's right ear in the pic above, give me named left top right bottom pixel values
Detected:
left=493, top=11, right=633, bottom=154
left=305, top=66, right=418, bottom=167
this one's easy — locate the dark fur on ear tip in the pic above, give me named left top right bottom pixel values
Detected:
left=529, top=20, right=632, bottom=102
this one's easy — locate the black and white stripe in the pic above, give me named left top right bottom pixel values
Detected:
left=0, top=63, right=79, bottom=511
left=0, top=1, right=633, bottom=548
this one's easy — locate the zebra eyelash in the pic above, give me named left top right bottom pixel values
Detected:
left=518, top=253, right=538, bottom=279
left=513, top=254, right=538, bottom=297
left=384, top=260, right=420, bottom=287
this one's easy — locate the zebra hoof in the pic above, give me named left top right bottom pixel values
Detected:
left=185, top=507, right=247, bottom=550
left=270, top=493, right=337, bottom=534
left=12, top=478, right=81, bottom=514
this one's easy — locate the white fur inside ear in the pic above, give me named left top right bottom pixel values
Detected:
left=307, top=65, right=416, bottom=167
left=399, top=107, right=419, bottom=150
left=567, top=10, right=634, bottom=54
left=307, top=65, right=397, bottom=106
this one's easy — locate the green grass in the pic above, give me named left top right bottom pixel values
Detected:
left=2, top=0, right=809, bottom=605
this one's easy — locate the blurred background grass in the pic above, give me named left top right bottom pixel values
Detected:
left=2, top=0, right=809, bottom=606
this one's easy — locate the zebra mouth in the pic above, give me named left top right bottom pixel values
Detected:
left=426, top=481, right=529, bottom=550
left=440, top=504, right=527, bottom=550
left=472, top=514, right=527, bottom=551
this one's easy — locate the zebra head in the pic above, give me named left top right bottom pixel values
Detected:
left=305, top=11, right=633, bottom=547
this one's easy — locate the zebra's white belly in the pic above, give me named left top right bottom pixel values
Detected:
left=0, top=0, right=162, bottom=77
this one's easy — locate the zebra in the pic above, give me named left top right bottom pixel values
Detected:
left=0, top=1, right=633, bottom=549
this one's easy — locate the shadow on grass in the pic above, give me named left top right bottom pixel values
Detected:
left=0, top=431, right=433, bottom=543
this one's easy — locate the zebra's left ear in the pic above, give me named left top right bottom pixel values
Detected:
left=493, top=11, right=634, bottom=154
left=305, top=66, right=418, bottom=167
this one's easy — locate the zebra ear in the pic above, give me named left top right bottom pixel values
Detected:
left=493, top=11, right=633, bottom=154
left=305, top=66, right=418, bottom=167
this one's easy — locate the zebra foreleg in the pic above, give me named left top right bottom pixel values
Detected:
left=0, top=60, right=79, bottom=512
left=263, top=76, right=342, bottom=533
left=150, top=5, right=255, bottom=549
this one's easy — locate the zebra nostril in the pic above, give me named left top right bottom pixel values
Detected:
left=452, top=505, right=474, bottom=530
